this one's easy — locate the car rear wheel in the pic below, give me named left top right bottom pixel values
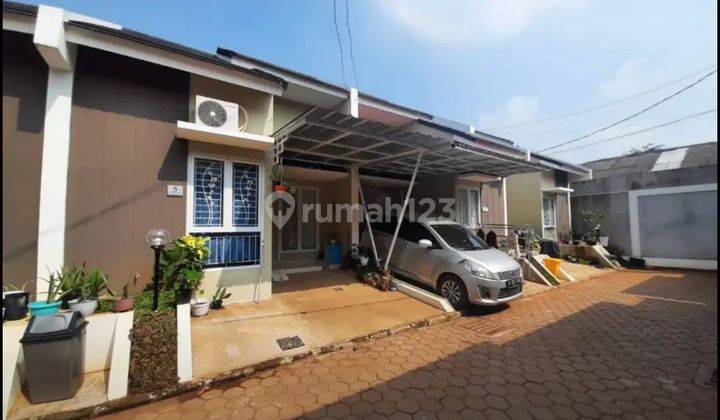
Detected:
left=438, top=274, right=469, bottom=309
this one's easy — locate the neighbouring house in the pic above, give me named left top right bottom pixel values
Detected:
left=506, top=160, right=592, bottom=242
left=571, top=142, right=717, bottom=270
left=3, top=1, right=591, bottom=306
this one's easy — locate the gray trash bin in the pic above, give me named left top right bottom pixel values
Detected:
left=20, top=312, right=88, bottom=403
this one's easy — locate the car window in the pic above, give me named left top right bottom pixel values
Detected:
left=402, top=223, right=436, bottom=243
left=430, top=224, right=490, bottom=251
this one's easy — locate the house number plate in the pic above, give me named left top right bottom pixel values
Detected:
left=166, top=185, right=184, bottom=197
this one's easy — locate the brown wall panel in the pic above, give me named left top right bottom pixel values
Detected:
left=2, top=32, right=48, bottom=291
left=65, top=47, right=189, bottom=293
left=481, top=181, right=505, bottom=226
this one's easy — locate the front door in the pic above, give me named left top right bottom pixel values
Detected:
left=280, top=187, right=318, bottom=252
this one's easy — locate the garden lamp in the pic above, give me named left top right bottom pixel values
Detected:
left=146, top=228, right=170, bottom=310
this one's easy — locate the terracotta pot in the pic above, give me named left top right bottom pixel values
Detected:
left=113, top=298, right=134, bottom=313
left=273, top=184, right=288, bottom=192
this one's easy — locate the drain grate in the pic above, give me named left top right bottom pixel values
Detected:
left=277, top=335, right=305, bottom=351
left=460, top=318, right=512, bottom=337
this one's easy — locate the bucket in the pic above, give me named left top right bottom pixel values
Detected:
left=543, top=258, right=563, bottom=277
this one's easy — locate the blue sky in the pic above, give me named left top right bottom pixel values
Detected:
left=26, top=0, right=718, bottom=163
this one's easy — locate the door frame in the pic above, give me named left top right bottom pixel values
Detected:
left=279, top=186, right=320, bottom=254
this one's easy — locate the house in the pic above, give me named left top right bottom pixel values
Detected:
left=3, top=1, right=591, bottom=306
left=506, top=158, right=592, bottom=242
left=571, top=142, right=717, bottom=270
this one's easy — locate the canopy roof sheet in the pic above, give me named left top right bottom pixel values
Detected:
left=274, top=108, right=549, bottom=177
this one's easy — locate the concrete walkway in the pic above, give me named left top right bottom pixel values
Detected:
left=104, top=269, right=718, bottom=419
left=191, top=270, right=442, bottom=380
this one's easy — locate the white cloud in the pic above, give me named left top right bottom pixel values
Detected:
left=376, top=0, right=585, bottom=43
left=478, top=95, right=541, bottom=130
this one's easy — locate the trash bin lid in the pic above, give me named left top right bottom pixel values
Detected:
left=20, top=312, right=88, bottom=343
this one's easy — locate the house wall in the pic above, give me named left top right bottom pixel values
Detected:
left=189, top=75, right=273, bottom=136
left=507, top=172, right=542, bottom=233
left=273, top=97, right=312, bottom=133
left=65, top=47, right=190, bottom=293
left=571, top=164, right=717, bottom=257
left=572, top=192, right=632, bottom=255
left=2, top=32, right=48, bottom=292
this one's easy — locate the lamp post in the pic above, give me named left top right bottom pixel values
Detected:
left=146, top=228, right=170, bottom=311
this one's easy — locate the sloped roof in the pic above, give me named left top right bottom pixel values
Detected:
left=582, top=142, right=717, bottom=179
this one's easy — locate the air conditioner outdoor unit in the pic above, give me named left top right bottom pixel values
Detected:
left=194, top=95, right=247, bottom=131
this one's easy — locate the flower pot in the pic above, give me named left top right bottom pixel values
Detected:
left=28, top=301, right=62, bottom=317
left=210, top=300, right=223, bottom=310
left=176, top=288, right=192, bottom=305
left=273, top=184, right=288, bottom=193
left=113, top=298, right=134, bottom=313
left=191, top=299, right=210, bottom=317
left=3, top=291, right=29, bottom=321
left=69, top=299, right=98, bottom=317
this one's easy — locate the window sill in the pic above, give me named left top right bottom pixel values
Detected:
left=177, top=121, right=274, bottom=151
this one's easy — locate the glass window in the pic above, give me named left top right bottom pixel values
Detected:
left=232, top=163, right=259, bottom=227
left=193, top=158, right=223, bottom=227
left=431, top=224, right=490, bottom=251
left=400, top=223, right=435, bottom=243
left=542, top=195, right=556, bottom=228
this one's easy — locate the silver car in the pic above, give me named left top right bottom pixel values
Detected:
left=363, top=220, right=524, bottom=309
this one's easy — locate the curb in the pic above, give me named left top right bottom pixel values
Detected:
left=41, top=311, right=460, bottom=419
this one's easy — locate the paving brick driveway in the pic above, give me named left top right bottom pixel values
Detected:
left=106, top=269, right=717, bottom=420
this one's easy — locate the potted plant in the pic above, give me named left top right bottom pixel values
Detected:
left=270, top=163, right=294, bottom=193
left=3, top=282, right=30, bottom=321
left=59, top=263, right=86, bottom=309
left=161, top=235, right=209, bottom=310
left=113, top=284, right=134, bottom=312
left=210, top=285, right=231, bottom=310
left=28, top=271, right=70, bottom=317
left=69, top=269, right=113, bottom=317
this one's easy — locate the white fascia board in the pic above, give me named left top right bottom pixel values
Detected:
left=228, top=55, right=347, bottom=99
left=34, top=5, right=75, bottom=71
left=358, top=96, right=428, bottom=121
left=177, top=121, right=275, bottom=150
left=65, top=26, right=283, bottom=96
left=543, top=186, right=574, bottom=193
left=3, top=12, right=36, bottom=34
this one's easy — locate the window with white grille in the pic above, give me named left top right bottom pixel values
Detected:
left=189, top=156, right=262, bottom=267
left=457, top=188, right=481, bottom=228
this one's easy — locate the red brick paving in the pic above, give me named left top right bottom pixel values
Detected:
left=103, top=269, right=717, bottom=419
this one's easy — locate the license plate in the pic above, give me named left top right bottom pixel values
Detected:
left=506, top=278, right=522, bottom=288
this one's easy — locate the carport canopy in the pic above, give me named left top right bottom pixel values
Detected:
left=273, top=108, right=549, bottom=177
left=273, top=107, right=551, bottom=272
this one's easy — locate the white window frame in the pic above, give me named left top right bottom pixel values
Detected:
left=542, top=193, right=557, bottom=239
left=456, top=187, right=481, bottom=228
left=186, top=152, right=264, bottom=268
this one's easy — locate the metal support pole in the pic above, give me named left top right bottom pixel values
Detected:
left=152, top=245, right=162, bottom=311
left=358, top=178, right=380, bottom=267
left=384, top=151, right=423, bottom=271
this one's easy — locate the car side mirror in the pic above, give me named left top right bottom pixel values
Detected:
left=418, top=239, right=433, bottom=248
